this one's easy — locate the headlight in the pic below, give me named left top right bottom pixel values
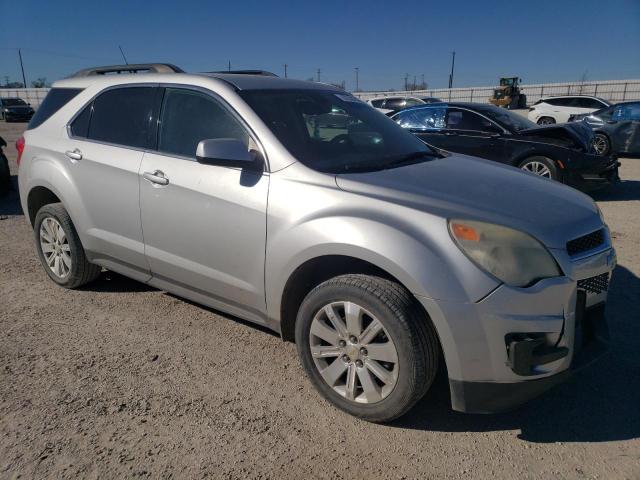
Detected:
left=449, top=219, right=561, bottom=287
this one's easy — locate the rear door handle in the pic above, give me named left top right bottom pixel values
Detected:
left=65, top=149, right=82, bottom=161
left=143, top=170, right=169, bottom=186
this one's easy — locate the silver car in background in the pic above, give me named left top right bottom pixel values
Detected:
left=18, top=64, right=615, bottom=422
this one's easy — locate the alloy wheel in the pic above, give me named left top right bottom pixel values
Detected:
left=309, top=301, right=399, bottom=404
left=521, top=161, right=552, bottom=178
left=39, top=217, right=72, bottom=278
left=592, top=135, right=609, bottom=155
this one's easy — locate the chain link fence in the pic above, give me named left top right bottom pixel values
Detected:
left=0, top=88, right=50, bottom=108
left=3, top=79, right=640, bottom=110
left=354, top=79, right=640, bottom=106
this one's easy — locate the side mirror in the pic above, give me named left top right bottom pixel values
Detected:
left=196, top=138, right=259, bottom=169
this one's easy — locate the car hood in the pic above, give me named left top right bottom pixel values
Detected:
left=335, top=154, right=601, bottom=249
left=517, top=121, right=594, bottom=151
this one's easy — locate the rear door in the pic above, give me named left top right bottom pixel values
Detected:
left=64, top=85, right=158, bottom=281
left=139, top=87, right=269, bottom=322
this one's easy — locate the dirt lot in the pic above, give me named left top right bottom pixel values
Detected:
left=1, top=121, right=639, bottom=479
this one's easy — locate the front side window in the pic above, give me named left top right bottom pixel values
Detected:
left=158, top=88, right=249, bottom=158
left=446, top=108, right=495, bottom=131
left=394, top=107, right=446, bottom=130
left=240, top=89, right=434, bottom=173
left=613, top=103, right=640, bottom=121
left=88, top=87, right=156, bottom=149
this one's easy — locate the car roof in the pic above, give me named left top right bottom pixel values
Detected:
left=540, top=95, right=607, bottom=101
left=53, top=71, right=341, bottom=92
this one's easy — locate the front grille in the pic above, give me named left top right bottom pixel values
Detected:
left=566, top=229, right=605, bottom=256
left=577, top=273, right=609, bottom=294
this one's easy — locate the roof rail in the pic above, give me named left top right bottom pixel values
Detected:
left=70, top=63, right=184, bottom=78
left=206, top=70, right=278, bottom=77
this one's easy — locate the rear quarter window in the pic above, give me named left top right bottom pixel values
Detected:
left=27, top=88, right=83, bottom=130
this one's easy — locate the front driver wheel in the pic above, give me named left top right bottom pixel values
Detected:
left=34, top=203, right=101, bottom=288
left=592, top=133, right=610, bottom=156
left=295, top=274, right=439, bottom=423
left=519, top=156, right=558, bottom=180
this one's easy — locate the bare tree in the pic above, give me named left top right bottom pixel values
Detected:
left=31, top=77, right=49, bottom=88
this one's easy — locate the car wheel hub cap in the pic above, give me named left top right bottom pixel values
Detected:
left=40, top=217, right=71, bottom=279
left=522, top=161, right=551, bottom=178
left=592, top=137, right=607, bottom=155
left=309, top=301, right=399, bottom=404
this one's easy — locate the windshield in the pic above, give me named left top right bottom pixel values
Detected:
left=239, top=89, right=435, bottom=173
left=3, top=98, right=27, bottom=106
left=478, top=105, right=537, bottom=132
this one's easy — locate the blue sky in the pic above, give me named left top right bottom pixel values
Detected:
left=1, top=0, right=639, bottom=90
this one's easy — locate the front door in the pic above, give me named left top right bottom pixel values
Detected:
left=139, top=87, right=269, bottom=323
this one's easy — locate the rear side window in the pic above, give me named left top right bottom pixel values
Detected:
left=370, top=99, right=384, bottom=108
left=158, top=88, right=248, bottom=158
left=70, top=104, right=92, bottom=138
left=446, top=108, right=494, bottom=131
left=88, top=87, right=156, bottom=149
left=394, top=107, right=446, bottom=130
left=28, top=88, right=82, bottom=130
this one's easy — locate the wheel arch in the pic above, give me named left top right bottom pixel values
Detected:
left=279, top=254, right=407, bottom=342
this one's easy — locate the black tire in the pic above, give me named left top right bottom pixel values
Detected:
left=295, top=274, right=439, bottom=423
left=518, top=156, right=559, bottom=181
left=592, top=133, right=611, bottom=156
left=537, top=116, right=556, bottom=125
left=34, top=203, right=101, bottom=289
left=0, top=153, right=10, bottom=195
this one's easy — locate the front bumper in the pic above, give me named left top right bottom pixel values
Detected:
left=416, top=246, right=615, bottom=413
left=563, top=154, right=620, bottom=191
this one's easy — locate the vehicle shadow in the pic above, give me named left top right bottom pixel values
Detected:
left=592, top=179, right=640, bottom=202
left=80, top=270, right=157, bottom=293
left=0, top=176, right=23, bottom=216
left=393, top=264, right=640, bottom=443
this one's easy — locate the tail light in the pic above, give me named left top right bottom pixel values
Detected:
left=16, top=135, right=25, bottom=165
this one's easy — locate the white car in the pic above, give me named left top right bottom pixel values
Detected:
left=528, top=96, right=610, bottom=125
left=367, top=96, right=425, bottom=114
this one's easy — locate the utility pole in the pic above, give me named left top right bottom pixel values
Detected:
left=448, top=51, right=456, bottom=89
left=18, top=48, right=27, bottom=88
left=118, top=45, right=129, bottom=65
left=316, top=68, right=321, bottom=82
left=283, top=64, right=288, bottom=78
left=228, top=60, right=231, bottom=72
left=413, top=75, right=416, bottom=91
left=404, top=73, right=409, bottom=91
left=421, top=74, right=425, bottom=89
left=354, top=67, right=359, bottom=91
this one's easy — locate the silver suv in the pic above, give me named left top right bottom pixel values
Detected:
left=18, top=64, right=615, bottom=422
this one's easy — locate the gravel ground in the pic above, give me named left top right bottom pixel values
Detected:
left=1, top=121, right=639, bottom=479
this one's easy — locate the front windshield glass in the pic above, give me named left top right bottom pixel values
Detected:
left=479, top=105, right=537, bottom=132
left=240, top=89, right=435, bottom=173
left=3, top=98, right=27, bottom=106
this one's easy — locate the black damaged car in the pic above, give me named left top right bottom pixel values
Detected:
left=391, top=102, right=619, bottom=191
left=0, top=97, right=35, bottom=122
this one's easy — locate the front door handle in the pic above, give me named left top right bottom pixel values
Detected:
left=65, top=149, right=82, bottom=161
left=143, top=170, right=169, bottom=186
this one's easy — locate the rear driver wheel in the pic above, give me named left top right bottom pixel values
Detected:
left=295, top=274, right=439, bottom=422
left=592, top=133, right=610, bottom=156
left=34, top=203, right=101, bottom=288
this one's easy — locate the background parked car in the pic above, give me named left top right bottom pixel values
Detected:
left=392, top=102, right=619, bottom=191
left=0, top=136, right=10, bottom=195
left=0, top=97, right=35, bottom=122
left=367, top=96, right=425, bottom=114
left=528, top=95, right=610, bottom=125
left=569, top=101, right=640, bottom=156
